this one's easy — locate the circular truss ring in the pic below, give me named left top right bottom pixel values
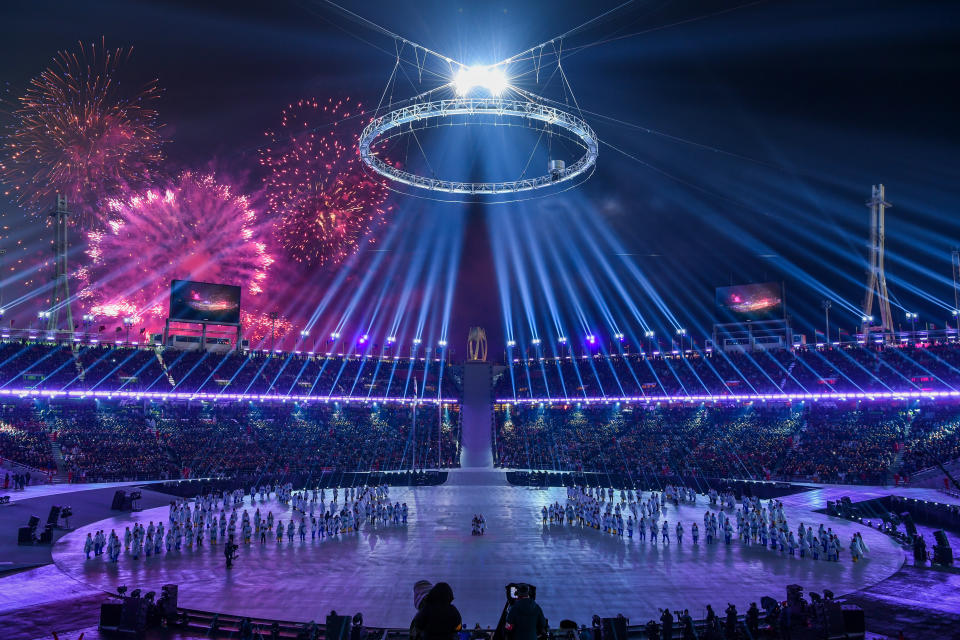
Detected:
left=358, top=97, right=599, bottom=196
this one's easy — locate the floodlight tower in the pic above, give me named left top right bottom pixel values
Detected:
left=861, top=184, right=894, bottom=339
left=47, top=195, right=73, bottom=333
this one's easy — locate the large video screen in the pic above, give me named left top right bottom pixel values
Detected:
left=169, top=280, right=241, bottom=324
left=716, top=282, right=784, bottom=321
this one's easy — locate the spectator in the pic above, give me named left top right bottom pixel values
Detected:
left=411, top=582, right=462, bottom=640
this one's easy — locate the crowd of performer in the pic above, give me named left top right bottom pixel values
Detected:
left=542, top=486, right=871, bottom=563
left=81, top=483, right=408, bottom=564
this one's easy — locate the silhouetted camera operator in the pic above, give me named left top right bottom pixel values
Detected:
left=504, top=584, right=546, bottom=640
left=225, top=536, right=239, bottom=569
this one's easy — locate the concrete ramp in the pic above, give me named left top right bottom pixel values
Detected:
left=444, top=468, right=508, bottom=486
left=460, top=361, right=494, bottom=468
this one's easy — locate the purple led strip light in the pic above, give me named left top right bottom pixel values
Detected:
left=496, top=390, right=960, bottom=404
left=0, top=388, right=457, bottom=405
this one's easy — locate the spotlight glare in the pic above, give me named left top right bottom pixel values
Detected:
left=506, top=340, right=516, bottom=348
left=453, top=65, right=508, bottom=97
left=531, top=338, right=541, bottom=346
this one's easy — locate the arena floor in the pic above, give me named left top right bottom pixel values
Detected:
left=51, top=471, right=905, bottom=628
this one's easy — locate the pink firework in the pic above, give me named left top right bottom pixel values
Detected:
left=260, top=97, right=391, bottom=268
left=241, top=310, right=293, bottom=344
left=1, top=38, right=164, bottom=229
left=77, top=172, right=274, bottom=328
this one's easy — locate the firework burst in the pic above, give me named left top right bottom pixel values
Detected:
left=77, top=172, right=274, bottom=327
left=1, top=38, right=164, bottom=228
left=260, top=97, right=391, bottom=268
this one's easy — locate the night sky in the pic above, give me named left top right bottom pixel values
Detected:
left=1, top=0, right=959, bottom=354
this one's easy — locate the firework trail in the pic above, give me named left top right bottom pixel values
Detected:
left=260, top=97, right=391, bottom=268
left=77, top=172, right=274, bottom=328
left=1, top=38, right=164, bottom=229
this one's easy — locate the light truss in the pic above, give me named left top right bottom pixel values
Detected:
left=358, top=97, right=599, bottom=195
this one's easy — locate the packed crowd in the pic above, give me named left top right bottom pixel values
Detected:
left=0, top=404, right=54, bottom=472
left=545, top=486, right=870, bottom=564
left=495, top=343, right=960, bottom=399
left=2, top=399, right=461, bottom=482
left=495, top=402, right=960, bottom=484
left=0, top=340, right=460, bottom=399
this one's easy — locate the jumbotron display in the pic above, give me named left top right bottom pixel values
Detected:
left=169, top=280, right=242, bottom=324
left=716, top=282, right=784, bottom=321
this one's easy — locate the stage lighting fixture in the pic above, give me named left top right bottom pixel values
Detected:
left=507, top=340, right=516, bottom=348
left=862, top=315, right=873, bottom=322
left=644, top=331, right=655, bottom=338
left=0, top=309, right=4, bottom=316
left=438, top=340, right=448, bottom=347
left=386, top=336, right=397, bottom=344
left=453, top=65, right=508, bottom=97
left=300, top=330, right=310, bottom=337
left=531, top=338, right=541, bottom=346
left=413, top=338, right=422, bottom=345
left=676, top=328, right=687, bottom=335
left=558, top=337, right=568, bottom=344
left=613, top=333, right=625, bottom=341
left=586, top=335, right=596, bottom=344
left=330, top=332, right=341, bottom=339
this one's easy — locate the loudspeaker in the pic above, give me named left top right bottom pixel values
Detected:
left=121, top=595, right=148, bottom=630
left=98, top=603, right=123, bottom=628
left=933, top=546, right=953, bottom=565
left=111, top=490, right=127, bottom=510
left=841, top=605, right=864, bottom=634
left=17, top=527, right=35, bottom=545
left=38, top=525, right=54, bottom=544
left=27, top=515, right=40, bottom=529
left=47, top=505, right=61, bottom=526
left=327, top=614, right=351, bottom=640
left=600, top=616, right=628, bottom=640
left=934, top=529, right=950, bottom=548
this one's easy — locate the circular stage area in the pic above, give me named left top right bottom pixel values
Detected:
left=52, top=475, right=903, bottom=627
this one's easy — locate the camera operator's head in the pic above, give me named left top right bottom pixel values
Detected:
left=515, top=584, right=531, bottom=599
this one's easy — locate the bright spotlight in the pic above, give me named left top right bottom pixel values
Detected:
left=558, top=336, right=568, bottom=345
left=438, top=340, right=448, bottom=347
left=506, top=340, right=516, bottom=348
left=413, top=338, right=422, bottom=345
left=531, top=338, right=542, bottom=346
left=453, top=65, right=508, bottom=97
left=386, top=336, right=397, bottom=344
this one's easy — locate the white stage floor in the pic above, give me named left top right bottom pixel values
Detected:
left=50, top=475, right=905, bottom=628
